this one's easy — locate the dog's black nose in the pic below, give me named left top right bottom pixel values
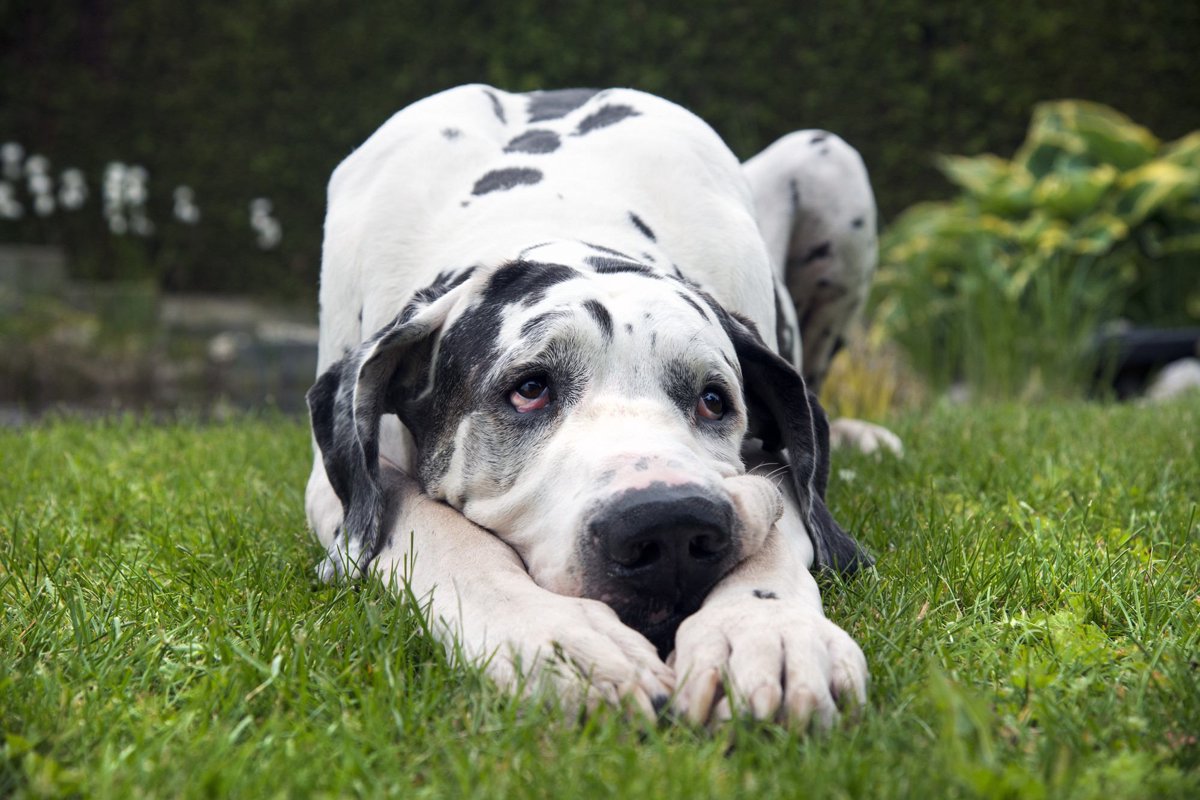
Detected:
left=591, top=484, right=734, bottom=598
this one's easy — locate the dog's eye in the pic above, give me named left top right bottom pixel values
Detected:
left=696, top=387, right=726, bottom=420
left=510, top=375, right=551, bottom=413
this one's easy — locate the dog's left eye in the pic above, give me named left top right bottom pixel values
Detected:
left=696, top=387, right=726, bottom=420
left=510, top=375, right=551, bottom=413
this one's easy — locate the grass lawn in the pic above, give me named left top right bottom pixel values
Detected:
left=2, top=400, right=1198, bottom=798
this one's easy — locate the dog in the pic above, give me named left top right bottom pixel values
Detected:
left=305, top=85, right=891, bottom=727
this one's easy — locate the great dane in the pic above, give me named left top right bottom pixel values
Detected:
left=306, top=85, right=892, bottom=727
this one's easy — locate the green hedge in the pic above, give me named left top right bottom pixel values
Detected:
left=2, top=1, right=1198, bottom=298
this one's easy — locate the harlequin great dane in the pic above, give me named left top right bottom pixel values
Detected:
left=306, top=85, right=894, bottom=727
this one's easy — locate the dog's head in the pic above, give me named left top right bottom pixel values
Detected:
left=308, top=254, right=869, bottom=652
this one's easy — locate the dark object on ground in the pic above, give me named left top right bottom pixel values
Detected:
left=1092, top=327, right=1200, bottom=399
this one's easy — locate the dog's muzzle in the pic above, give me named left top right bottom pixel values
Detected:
left=586, top=483, right=737, bottom=655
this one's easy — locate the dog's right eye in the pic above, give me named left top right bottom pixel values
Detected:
left=510, top=375, right=551, bottom=413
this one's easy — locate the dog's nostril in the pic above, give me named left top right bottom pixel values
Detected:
left=611, top=539, right=662, bottom=570
left=689, top=530, right=728, bottom=560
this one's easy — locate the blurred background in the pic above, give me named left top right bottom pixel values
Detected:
left=2, top=0, right=1198, bottom=420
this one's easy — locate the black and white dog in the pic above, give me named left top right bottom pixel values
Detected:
left=306, top=86, right=896, bottom=726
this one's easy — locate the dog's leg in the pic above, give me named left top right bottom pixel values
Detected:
left=670, top=487, right=868, bottom=729
left=743, top=131, right=901, bottom=456
left=364, top=464, right=674, bottom=718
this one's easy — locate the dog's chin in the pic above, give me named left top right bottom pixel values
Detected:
left=600, top=593, right=708, bottom=659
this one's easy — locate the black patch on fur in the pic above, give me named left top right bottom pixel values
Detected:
left=641, top=252, right=657, bottom=263
left=583, top=299, right=614, bottom=341
left=504, top=129, right=561, bottom=154
left=441, top=128, right=461, bottom=140
left=520, top=310, right=567, bottom=339
left=484, top=89, right=506, bottom=124
left=586, top=256, right=657, bottom=276
left=815, top=278, right=849, bottom=301
left=676, top=291, right=710, bottom=323
left=773, top=283, right=795, bottom=363
left=711, top=305, right=872, bottom=574
left=472, top=168, right=543, bottom=196
left=527, top=88, right=599, bottom=122
left=484, top=260, right=579, bottom=307
left=400, top=267, right=476, bottom=322
left=801, top=241, right=832, bottom=265
left=752, top=589, right=778, bottom=600
left=852, top=216, right=865, bottom=229
left=583, top=242, right=635, bottom=260
left=575, top=104, right=640, bottom=135
left=810, top=131, right=829, bottom=145
left=629, top=212, right=656, bottom=241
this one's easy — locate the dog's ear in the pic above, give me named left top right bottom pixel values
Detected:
left=306, top=284, right=466, bottom=578
left=717, top=308, right=873, bottom=574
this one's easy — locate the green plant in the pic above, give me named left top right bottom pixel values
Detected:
left=876, top=100, right=1200, bottom=397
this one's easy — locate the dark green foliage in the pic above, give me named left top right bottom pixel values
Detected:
left=2, top=1, right=1198, bottom=297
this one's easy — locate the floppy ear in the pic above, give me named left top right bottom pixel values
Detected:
left=717, top=309, right=873, bottom=574
left=306, top=287, right=463, bottom=579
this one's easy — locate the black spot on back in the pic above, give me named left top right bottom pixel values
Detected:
left=483, top=89, right=506, bottom=124
left=442, top=128, right=461, bottom=140
left=576, top=105, right=640, bottom=135
left=504, top=129, right=561, bottom=154
left=582, top=299, right=614, bottom=341
left=629, top=212, right=656, bottom=241
left=527, top=88, right=599, bottom=122
left=472, top=168, right=543, bottom=196
left=752, top=589, right=779, bottom=600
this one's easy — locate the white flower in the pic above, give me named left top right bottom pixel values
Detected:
left=24, top=154, right=49, bottom=176
left=173, top=185, right=200, bottom=224
left=250, top=197, right=281, bottom=249
left=1, top=142, right=23, bottom=180
left=59, top=169, right=87, bottom=209
left=34, top=194, right=55, bottom=217
left=0, top=181, right=23, bottom=219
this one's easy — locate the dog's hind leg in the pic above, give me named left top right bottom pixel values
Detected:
left=743, top=131, right=900, bottom=457
left=742, top=130, right=877, bottom=394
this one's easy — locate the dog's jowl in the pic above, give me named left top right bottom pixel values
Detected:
left=305, top=85, right=877, bottom=726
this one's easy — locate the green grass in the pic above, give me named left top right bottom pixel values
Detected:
left=2, top=401, right=1198, bottom=799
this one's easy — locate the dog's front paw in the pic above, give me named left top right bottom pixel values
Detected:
left=670, top=595, right=867, bottom=730
left=315, top=531, right=366, bottom=582
left=470, top=594, right=675, bottom=719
